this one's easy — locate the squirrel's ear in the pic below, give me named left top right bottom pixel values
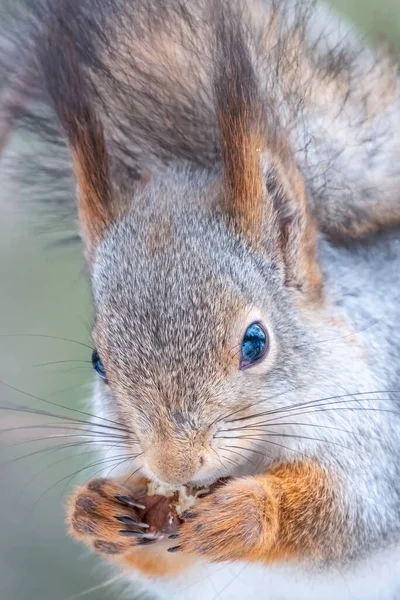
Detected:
left=36, top=24, right=115, bottom=258
left=266, top=142, right=323, bottom=303
left=214, top=10, right=268, bottom=246
left=70, top=106, right=114, bottom=257
left=214, top=11, right=322, bottom=303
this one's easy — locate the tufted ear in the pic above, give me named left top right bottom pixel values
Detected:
left=35, top=18, right=115, bottom=259
left=265, top=141, right=323, bottom=303
left=213, top=8, right=322, bottom=303
left=213, top=7, right=269, bottom=247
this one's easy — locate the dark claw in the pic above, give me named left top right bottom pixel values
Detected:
left=168, top=533, right=179, bottom=540
left=180, top=510, right=195, bottom=520
left=119, top=530, right=157, bottom=539
left=137, top=537, right=158, bottom=546
left=115, top=495, right=146, bottom=510
left=116, top=516, right=149, bottom=528
left=167, top=545, right=181, bottom=553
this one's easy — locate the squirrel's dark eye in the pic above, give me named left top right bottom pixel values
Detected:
left=240, top=322, right=269, bottom=370
left=91, top=349, right=108, bottom=382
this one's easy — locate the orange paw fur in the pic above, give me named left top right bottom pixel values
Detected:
left=179, top=476, right=281, bottom=562
left=67, top=477, right=161, bottom=557
left=67, top=476, right=197, bottom=578
left=68, top=463, right=340, bottom=574
left=179, top=462, right=339, bottom=565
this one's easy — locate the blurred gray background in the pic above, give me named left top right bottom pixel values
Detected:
left=0, top=2, right=399, bottom=600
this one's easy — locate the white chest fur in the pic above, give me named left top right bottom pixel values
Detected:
left=131, top=547, right=400, bottom=600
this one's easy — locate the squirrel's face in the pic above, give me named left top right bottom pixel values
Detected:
left=49, top=34, right=327, bottom=485
left=88, top=182, right=322, bottom=486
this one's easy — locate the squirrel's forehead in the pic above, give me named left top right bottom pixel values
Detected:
left=90, top=211, right=282, bottom=333
left=93, top=243, right=243, bottom=306
left=92, top=253, right=229, bottom=311
left=93, top=275, right=245, bottom=337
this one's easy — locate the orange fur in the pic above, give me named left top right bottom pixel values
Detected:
left=67, top=477, right=147, bottom=554
left=68, top=463, right=342, bottom=574
left=217, top=106, right=266, bottom=244
left=67, top=476, right=192, bottom=578
left=179, top=461, right=343, bottom=563
left=121, top=541, right=194, bottom=578
left=214, top=6, right=267, bottom=246
left=72, top=112, right=114, bottom=247
left=38, top=20, right=117, bottom=252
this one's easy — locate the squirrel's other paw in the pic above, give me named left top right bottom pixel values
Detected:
left=178, top=476, right=280, bottom=562
left=67, top=477, right=161, bottom=557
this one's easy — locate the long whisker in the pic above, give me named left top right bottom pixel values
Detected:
left=242, top=407, right=400, bottom=431
left=120, top=462, right=144, bottom=487
left=106, top=454, right=140, bottom=479
left=223, top=444, right=274, bottom=461
left=60, top=454, right=142, bottom=501
left=0, top=379, right=131, bottom=430
left=2, top=415, right=131, bottom=432
left=0, top=403, right=134, bottom=435
left=269, top=395, right=399, bottom=422
left=215, top=378, right=394, bottom=431
left=48, top=381, right=87, bottom=398
left=218, top=434, right=308, bottom=457
left=218, top=451, right=241, bottom=469
left=10, top=439, right=129, bottom=465
left=220, top=446, right=258, bottom=467
left=61, top=572, right=126, bottom=600
left=218, top=432, right=350, bottom=451
left=226, top=391, right=400, bottom=425
left=212, top=384, right=306, bottom=428
left=294, top=319, right=380, bottom=350
left=26, top=446, right=132, bottom=488
left=1, top=422, right=130, bottom=439
left=0, top=333, right=93, bottom=350
left=30, top=454, right=138, bottom=511
left=1, top=430, right=134, bottom=462
left=33, top=360, right=92, bottom=367
left=208, top=446, right=226, bottom=471
left=225, top=420, right=380, bottom=442
left=220, top=431, right=325, bottom=458
left=268, top=405, right=400, bottom=422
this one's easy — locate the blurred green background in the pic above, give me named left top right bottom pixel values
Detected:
left=0, top=2, right=399, bottom=600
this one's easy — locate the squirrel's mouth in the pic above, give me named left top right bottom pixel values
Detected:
left=141, top=454, right=231, bottom=489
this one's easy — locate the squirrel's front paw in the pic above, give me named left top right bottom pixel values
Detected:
left=179, top=477, right=280, bottom=562
left=67, top=477, right=161, bottom=557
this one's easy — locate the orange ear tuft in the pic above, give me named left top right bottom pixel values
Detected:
left=217, top=106, right=266, bottom=244
left=213, top=7, right=267, bottom=246
left=36, top=18, right=114, bottom=255
left=70, top=108, right=113, bottom=247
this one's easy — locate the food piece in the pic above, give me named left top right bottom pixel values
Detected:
left=135, top=480, right=227, bottom=536
left=136, top=491, right=181, bottom=535
left=146, top=481, right=201, bottom=517
left=136, top=483, right=202, bottom=535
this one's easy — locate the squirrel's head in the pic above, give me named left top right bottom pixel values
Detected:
left=41, top=7, right=333, bottom=486
left=89, top=171, right=324, bottom=485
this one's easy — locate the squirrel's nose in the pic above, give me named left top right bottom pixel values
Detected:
left=144, top=442, right=203, bottom=485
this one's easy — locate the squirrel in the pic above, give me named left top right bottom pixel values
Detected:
left=2, top=0, right=400, bottom=598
